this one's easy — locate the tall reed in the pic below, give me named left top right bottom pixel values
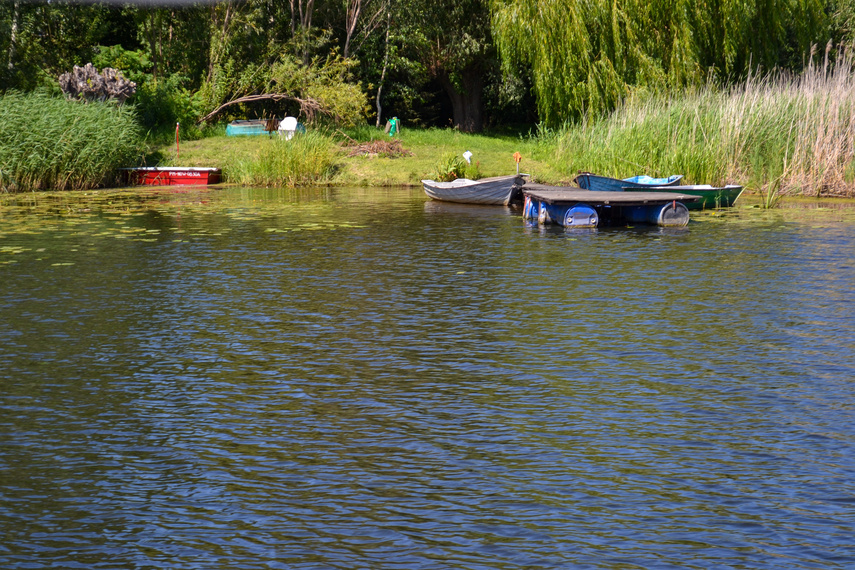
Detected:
left=0, top=92, right=143, bottom=192
left=554, top=50, right=855, bottom=199
left=225, top=131, right=339, bottom=187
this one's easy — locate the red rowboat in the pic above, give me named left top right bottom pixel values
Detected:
left=123, top=167, right=222, bottom=186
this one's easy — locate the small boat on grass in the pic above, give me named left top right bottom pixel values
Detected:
left=422, top=174, right=526, bottom=206
left=123, top=167, right=222, bottom=186
left=626, top=184, right=744, bottom=209
left=575, top=172, right=683, bottom=192
left=226, top=119, right=275, bottom=136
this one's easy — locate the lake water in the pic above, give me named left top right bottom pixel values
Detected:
left=1, top=186, right=854, bottom=569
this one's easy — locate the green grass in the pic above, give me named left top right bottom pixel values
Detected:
left=161, top=126, right=564, bottom=187
left=0, top=92, right=143, bottom=192
left=225, top=131, right=339, bottom=187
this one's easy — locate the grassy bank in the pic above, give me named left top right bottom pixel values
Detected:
left=0, top=92, right=143, bottom=192
left=162, top=125, right=562, bottom=187
left=8, top=54, right=850, bottom=200
left=157, top=55, right=855, bottom=201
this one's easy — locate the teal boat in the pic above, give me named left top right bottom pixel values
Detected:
left=226, top=120, right=273, bottom=136
left=626, top=184, right=744, bottom=209
left=575, top=172, right=684, bottom=192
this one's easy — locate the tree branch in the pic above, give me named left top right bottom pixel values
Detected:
left=197, top=93, right=322, bottom=124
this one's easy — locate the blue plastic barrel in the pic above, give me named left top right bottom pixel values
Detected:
left=624, top=201, right=690, bottom=227
left=562, top=204, right=598, bottom=227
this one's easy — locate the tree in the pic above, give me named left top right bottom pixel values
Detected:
left=198, top=52, right=367, bottom=126
left=830, top=0, right=855, bottom=46
left=0, top=1, right=127, bottom=91
left=490, top=0, right=830, bottom=125
left=396, top=0, right=495, bottom=132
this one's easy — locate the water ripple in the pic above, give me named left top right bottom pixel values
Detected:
left=1, top=188, right=854, bottom=568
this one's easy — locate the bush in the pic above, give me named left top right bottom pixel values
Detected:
left=93, top=45, right=205, bottom=136
left=431, top=153, right=467, bottom=181
left=0, top=91, right=143, bottom=192
left=135, top=76, right=206, bottom=135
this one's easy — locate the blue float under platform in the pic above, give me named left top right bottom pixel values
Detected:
left=521, top=183, right=700, bottom=228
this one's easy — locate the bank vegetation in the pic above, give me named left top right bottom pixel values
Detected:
left=553, top=50, right=855, bottom=199
left=1, top=52, right=854, bottom=199
left=0, top=92, right=142, bottom=192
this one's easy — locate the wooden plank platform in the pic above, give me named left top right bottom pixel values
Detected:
left=522, top=183, right=700, bottom=206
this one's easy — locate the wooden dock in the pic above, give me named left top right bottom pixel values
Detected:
left=520, top=183, right=700, bottom=228
left=522, top=184, right=701, bottom=207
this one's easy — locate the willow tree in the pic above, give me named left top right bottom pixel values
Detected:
left=490, top=0, right=829, bottom=125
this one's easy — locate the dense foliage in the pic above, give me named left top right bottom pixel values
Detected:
left=491, top=0, right=831, bottom=125
left=0, top=0, right=850, bottom=131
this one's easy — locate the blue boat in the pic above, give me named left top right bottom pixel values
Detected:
left=574, top=172, right=683, bottom=192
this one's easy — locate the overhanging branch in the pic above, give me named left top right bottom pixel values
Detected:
left=197, top=93, right=323, bottom=124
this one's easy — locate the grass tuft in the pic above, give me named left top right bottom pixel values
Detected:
left=224, top=131, right=339, bottom=187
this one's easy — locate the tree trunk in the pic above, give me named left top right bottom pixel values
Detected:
left=344, top=0, right=361, bottom=59
left=375, top=11, right=391, bottom=128
left=347, top=0, right=387, bottom=60
left=291, top=0, right=315, bottom=63
left=438, top=66, right=484, bottom=133
left=207, top=2, right=234, bottom=86
left=146, top=11, right=159, bottom=80
left=7, top=0, right=19, bottom=71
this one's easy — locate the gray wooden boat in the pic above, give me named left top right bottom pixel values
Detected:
left=421, top=174, right=526, bottom=206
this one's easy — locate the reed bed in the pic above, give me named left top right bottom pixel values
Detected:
left=0, top=92, right=143, bottom=192
left=554, top=51, right=855, bottom=198
left=224, top=131, right=339, bottom=187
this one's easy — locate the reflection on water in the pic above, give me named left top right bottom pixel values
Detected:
left=1, top=187, right=855, bottom=569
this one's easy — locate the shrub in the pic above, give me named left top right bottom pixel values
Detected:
left=431, top=153, right=467, bottom=181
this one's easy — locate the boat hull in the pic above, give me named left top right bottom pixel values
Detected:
left=628, top=185, right=743, bottom=209
left=226, top=120, right=276, bottom=136
left=124, top=167, right=222, bottom=186
left=422, top=175, right=525, bottom=206
left=575, top=172, right=683, bottom=192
